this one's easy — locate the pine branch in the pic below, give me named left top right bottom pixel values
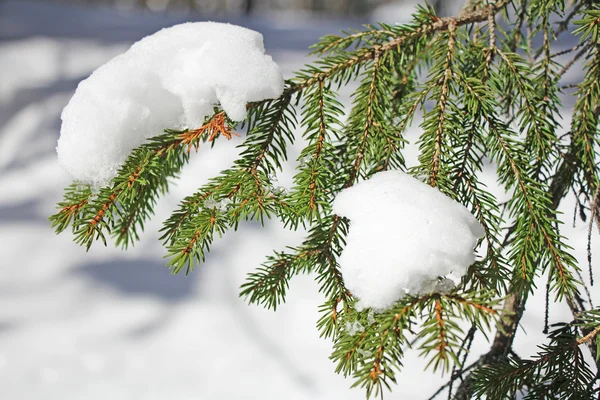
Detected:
left=430, top=21, right=456, bottom=187
left=50, top=112, right=235, bottom=250
left=454, top=131, right=597, bottom=398
left=288, top=79, right=345, bottom=221
left=471, top=320, right=599, bottom=398
left=289, top=0, right=511, bottom=95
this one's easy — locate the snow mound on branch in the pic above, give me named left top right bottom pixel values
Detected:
left=57, top=22, right=284, bottom=188
left=333, top=171, right=484, bottom=310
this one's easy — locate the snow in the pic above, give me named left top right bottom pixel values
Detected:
left=204, top=196, right=232, bottom=211
left=56, top=22, right=284, bottom=188
left=333, top=170, right=484, bottom=310
left=344, top=321, right=364, bottom=335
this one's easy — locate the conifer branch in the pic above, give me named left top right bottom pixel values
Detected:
left=289, top=0, right=510, bottom=95
left=347, top=50, right=384, bottom=184
left=430, top=22, right=456, bottom=187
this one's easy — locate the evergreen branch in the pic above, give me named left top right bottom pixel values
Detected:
left=159, top=187, right=218, bottom=245
left=311, top=24, right=394, bottom=55
left=162, top=96, right=297, bottom=271
left=49, top=183, right=91, bottom=234
left=567, top=30, right=600, bottom=199
left=454, top=134, right=592, bottom=398
left=310, top=79, right=329, bottom=211
left=491, top=119, right=578, bottom=298
left=311, top=216, right=353, bottom=341
left=240, top=94, right=296, bottom=174
left=288, top=79, right=345, bottom=221
left=432, top=299, right=449, bottom=369
left=314, top=215, right=350, bottom=300
left=290, top=0, right=510, bottom=95
left=51, top=112, right=234, bottom=249
left=471, top=322, right=598, bottom=398
left=241, top=214, right=349, bottom=318
left=495, top=49, right=558, bottom=176
left=417, top=293, right=499, bottom=374
left=457, top=66, right=579, bottom=300
left=430, top=22, right=456, bottom=187
left=346, top=49, right=385, bottom=184
left=332, top=299, right=420, bottom=398
left=240, top=249, right=320, bottom=310
left=166, top=207, right=230, bottom=274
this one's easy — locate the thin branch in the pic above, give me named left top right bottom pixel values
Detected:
left=430, top=21, right=456, bottom=187
left=282, top=0, right=510, bottom=97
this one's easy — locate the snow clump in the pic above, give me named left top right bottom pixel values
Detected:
left=332, top=170, right=484, bottom=310
left=57, top=22, right=284, bottom=188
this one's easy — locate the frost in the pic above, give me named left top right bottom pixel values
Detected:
left=366, top=310, right=375, bottom=325
left=203, top=197, right=220, bottom=209
left=57, top=22, right=284, bottom=188
left=217, top=198, right=232, bottom=211
left=273, top=186, right=286, bottom=195
left=265, top=173, right=286, bottom=196
left=332, top=170, right=484, bottom=310
left=344, top=321, right=364, bottom=336
left=204, top=197, right=232, bottom=211
left=356, top=349, right=371, bottom=358
left=298, top=155, right=312, bottom=166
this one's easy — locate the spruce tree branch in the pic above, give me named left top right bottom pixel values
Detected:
left=249, top=95, right=293, bottom=171
left=348, top=50, right=383, bottom=184
left=434, top=299, right=449, bottom=362
left=475, top=322, right=600, bottom=395
left=509, top=0, right=527, bottom=54
left=314, top=27, right=393, bottom=55
left=578, top=324, right=600, bottom=346
left=160, top=189, right=216, bottom=244
left=281, top=0, right=510, bottom=98
left=309, top=78, right=328, bottom=212
left=557, top=42, right=594, bottom=80
left=453, top=292, right=525, bottom=399
left=462, top=72, right=576, bottom=296
left=455, top=135, right=599, bottom=397
left=365, top=301, right=419, bottom=393
left=320, top=216, right=349, bottom=299
left=430, top=22, right=456, bottom=187
left=490, top=122, right=567, bottom=284
left=53, top=111, right=234, bottom=248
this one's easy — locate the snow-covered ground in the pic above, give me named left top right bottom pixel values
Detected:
left=0, top=1, right=596, bottom=399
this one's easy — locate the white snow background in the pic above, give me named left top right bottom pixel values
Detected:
left=0, top=0, right=597, bottom=399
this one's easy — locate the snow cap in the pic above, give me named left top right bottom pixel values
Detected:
left=333, top=170, right=484, bottom=310
left=57, top=22, right=284, bottom=188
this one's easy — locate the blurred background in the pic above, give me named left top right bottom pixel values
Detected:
left=36, top=0, right=453, bottom=16
left=0, top=0, right=592, bottom=399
